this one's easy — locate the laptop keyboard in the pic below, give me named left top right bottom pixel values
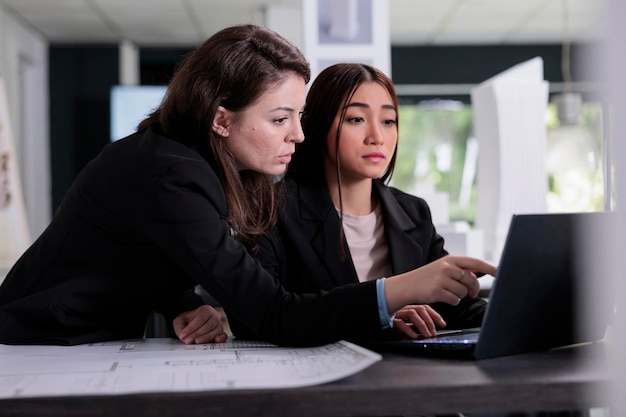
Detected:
left=413, top=330, right=480, bottom=349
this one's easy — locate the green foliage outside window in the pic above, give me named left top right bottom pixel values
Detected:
left=545, top=101, right=606, bottom=212
left=391, top=100, right=605, bottom=226
left=392, top=101, right=476, bottom=224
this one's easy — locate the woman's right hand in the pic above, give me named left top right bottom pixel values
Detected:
left=384, top=255, right=496, bottom=314
left=393, top=304, right=447, bottom=339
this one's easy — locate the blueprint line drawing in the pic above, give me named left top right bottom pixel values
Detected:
left=0, top=338, right=381, bottom=399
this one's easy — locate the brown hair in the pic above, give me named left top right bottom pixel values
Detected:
left=138, top=24, right=310, bottom=242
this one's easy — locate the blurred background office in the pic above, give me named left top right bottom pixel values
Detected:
left=0, top=0, right=607, bottom=258
left=0, top=0, right=624, bottom=415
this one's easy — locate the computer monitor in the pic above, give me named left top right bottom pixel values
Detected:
left=110, top=85, right=166, bottom=142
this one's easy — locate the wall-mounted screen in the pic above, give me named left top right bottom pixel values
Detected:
left=110, top=85, right=166, bottom=142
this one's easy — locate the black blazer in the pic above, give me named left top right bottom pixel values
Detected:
left=240, top=179, right=486, bottom=341
left=0, top=128, right=380, bottom=346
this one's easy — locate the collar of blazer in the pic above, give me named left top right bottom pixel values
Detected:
left=374, top=182, right=428, bottom=274
left=289, top=179, right=427, bottom=276
left=373, top=181, right=419, bottom=233
left=291, top=179, right=416, bottom=226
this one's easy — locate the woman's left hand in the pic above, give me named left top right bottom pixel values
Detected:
left=392, top=304, right=446, bottom=339
left=173, top=305, right=228, bottom=344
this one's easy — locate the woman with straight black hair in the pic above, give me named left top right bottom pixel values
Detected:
left=244, top=63, right=489, bottom=342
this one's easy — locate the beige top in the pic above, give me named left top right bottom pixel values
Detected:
left=339, top=205, right=392, bottom=283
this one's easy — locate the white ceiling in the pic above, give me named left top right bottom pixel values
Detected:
left=0, top=0, right=606, bottom=47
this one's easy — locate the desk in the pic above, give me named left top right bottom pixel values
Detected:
left=0, top=342, right=608, bottom=417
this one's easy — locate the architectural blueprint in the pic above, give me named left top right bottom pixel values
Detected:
left=0, top=338, right=381, bottom=399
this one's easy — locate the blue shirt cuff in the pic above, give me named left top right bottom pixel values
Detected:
left=376, top=278, right=395, bottom=329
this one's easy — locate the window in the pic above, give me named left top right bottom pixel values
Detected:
left=392, top=99, right=605, bottom=226
left=392, top=100, right=476, bottom=224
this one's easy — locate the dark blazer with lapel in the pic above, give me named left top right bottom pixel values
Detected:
left=243, top=178, right=486, bottom=340
left=0, top=128, right=381, bottom=346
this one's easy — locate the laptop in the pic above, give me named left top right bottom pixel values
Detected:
left=366, top=212, right=613, bottom=360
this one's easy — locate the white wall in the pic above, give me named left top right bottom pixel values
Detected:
left=0, top=7, right=50, bottom=241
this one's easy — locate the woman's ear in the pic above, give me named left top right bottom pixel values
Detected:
left=211, top=106, right=231, bottom=137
